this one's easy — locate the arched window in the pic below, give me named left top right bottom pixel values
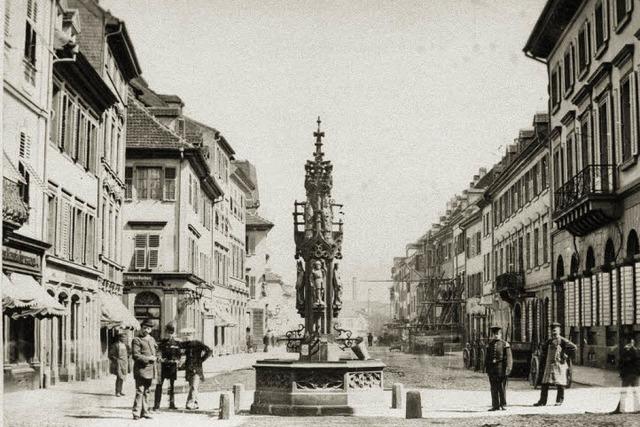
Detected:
left=70, top=294, right=80, bottom=363
left=570, top=254, right=579, bottom=276
left=604, top=239, right=616, bottom=266
left=134, top=292, right=161, bottom=340
left=627, top=230, right=639, bottom=260
left=513, top=304, right=522, bottom=342
left=57, top=293, right=68, bottom=367
left=556, top=255, right=565, bottom=279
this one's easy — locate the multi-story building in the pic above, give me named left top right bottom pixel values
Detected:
left=2, top=0, right=70, bottom=391
left=122, top=85, right=223, bottom=347
left=238, top=160, right=275, bottom=344
left=64, top=0, right=143, bottom=376
left=525, top=0, right=639, bottom=369
left=484, top=115, right=552, bottom=372
left=459, top=169, right=493, bottom=343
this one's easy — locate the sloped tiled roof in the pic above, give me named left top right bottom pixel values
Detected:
left=126, top=99, right=187, bottom=150
left=247, top=212, right=274, bottom=229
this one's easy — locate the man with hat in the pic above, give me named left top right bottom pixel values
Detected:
left=108, top=330, right=131, bottom=397
left=181, top=327, right=213, bottom=410
left=534, top=321, right=576, bottom=407
left=153, top=322, right=182, bottom=410
left=485, top=324, right=512, bottom=411
left=131, top=319, right=158, bottom=420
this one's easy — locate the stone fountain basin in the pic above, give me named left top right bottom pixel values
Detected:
left=251, top=358, right=386, bottom=416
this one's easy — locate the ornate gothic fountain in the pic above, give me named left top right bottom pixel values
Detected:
left=250, top=119, right=385, bottom=416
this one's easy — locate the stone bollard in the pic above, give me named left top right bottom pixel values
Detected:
left=405, top=390, right=422, bottom=419
left=219, top=392, right=233, bottom=419
left=392, top=383, right=404, bottom=409
left=232, top=383, right=244, bottom=413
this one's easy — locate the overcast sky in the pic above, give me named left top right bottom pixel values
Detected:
left=102, top=0, right=548, bottom=302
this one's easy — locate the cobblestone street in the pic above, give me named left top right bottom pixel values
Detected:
left=4, top=348, right=637, bottom=426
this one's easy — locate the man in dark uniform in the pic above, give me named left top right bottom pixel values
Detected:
left=153, top=322, right=182, bottom=410
left=485, top=325, right=513, bottom=411
left=181, top=328, right=213, bottom=410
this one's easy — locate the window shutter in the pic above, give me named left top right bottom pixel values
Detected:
left=27, top=0, right=38, bottom=22
left=61, top=201, right=70, bottom=258
left=4, top=0, right=11, bottom=40
left=614, top=88, right=622, bottom=163
left=148, top=235, right=160, bottom=268
left=125, top=167, right=133, bottom=200
left=633, top=71, right=639, bottom=156
left=134, top=234, right=147, bottom=269
left=19, top=132, right=31, bottom=159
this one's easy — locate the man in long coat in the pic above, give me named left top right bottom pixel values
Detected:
left=132, top=319, right=158, bottom=420
left=485, top=325, right=512, bottom=411
left=108, top=331, right=131, bottom=396
left=534, top=322, right=576, bottom=406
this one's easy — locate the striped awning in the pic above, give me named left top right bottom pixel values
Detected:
left=99, top=291, right=140, bottom=330
left=2, top=273, right=66, bottom=318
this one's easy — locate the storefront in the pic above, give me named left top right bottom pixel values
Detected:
left=2, top=234, right=65, bottom=392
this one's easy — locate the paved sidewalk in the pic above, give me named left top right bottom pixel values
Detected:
left=571, top=364, right=620, bottom=387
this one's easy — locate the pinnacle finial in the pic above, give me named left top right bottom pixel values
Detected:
left=313, top=116, right=325, bottom=161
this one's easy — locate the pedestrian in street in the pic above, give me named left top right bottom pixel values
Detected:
left=615, top=334, right=640, bottom=413
left=246, top=327, right=255, bottom=353
left=367, top=332, right=373, bottom=347
left=263, top=330, right=271, bottom=352
left=131, top=319, right=158, bottom=420
left=485, top=325, right=512, bottom=411
left=269, top=330, right=277, bottom=350
left=181, top=328, right=213, bottom=410
left=108, top=331, right=131, bottom=397
left=153, top=322, right=182, bottom=411
left=534, top=322, right=576, bottom=407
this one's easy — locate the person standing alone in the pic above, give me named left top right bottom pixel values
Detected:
left=108, top=331, right=131, bottom=397
left=534, top=322, right=576, bottom=407
left=153, top=322, right=182, bottom=410
left=485, top=325, right=512, bottom=411
left=182, top=328, right=213, bottom=410
left=131, top=319, right=157, bottom=420
left=616, top=334, right=640, bottom=413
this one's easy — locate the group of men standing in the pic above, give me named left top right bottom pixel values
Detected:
left=485, top=321, right=576, bottom=411
left=109, top=320, right=213, bottom=420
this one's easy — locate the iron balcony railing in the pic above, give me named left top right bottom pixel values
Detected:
left=495, top=271, right=524, bottom=293
left=554, top=164, right=616, bottom=214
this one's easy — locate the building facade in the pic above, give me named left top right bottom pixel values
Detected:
left=525, top=0, right=640, bottom=369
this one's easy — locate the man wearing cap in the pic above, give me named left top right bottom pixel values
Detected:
left=485, top=325, right=512, bottom=411
left=153, top=322, right=182, bottom=410
left=534, top=322, right=576, bottom=407
left=131, top=319, right=158, bottom=420
left=181, top=328, right=213, bottom=410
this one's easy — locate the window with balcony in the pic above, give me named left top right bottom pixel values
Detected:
left=566, top=133, right=575, bottom=180
left=578, top=21, right=591, bottom=77
left=594, top=0, right=609, bottom=55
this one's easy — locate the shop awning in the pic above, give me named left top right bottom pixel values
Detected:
left=99, top=291, right=140, bottom=330
left=2, top=273, right=66, bottom=318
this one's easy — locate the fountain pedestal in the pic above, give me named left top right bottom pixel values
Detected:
left=251, top=359, right=385, bottom=416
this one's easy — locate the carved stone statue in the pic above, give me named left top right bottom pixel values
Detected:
left=309, top=260, right=325, bottom=307
left=321, top=201, right=333, bottom=240
left=295, top=255, right=305, bottom=312
left=304, top=202, right=314, bottom=238
left=332, top=262, right=343, bottom=310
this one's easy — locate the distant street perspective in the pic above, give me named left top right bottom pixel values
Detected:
left=4, top=0, right=640, bottom=426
